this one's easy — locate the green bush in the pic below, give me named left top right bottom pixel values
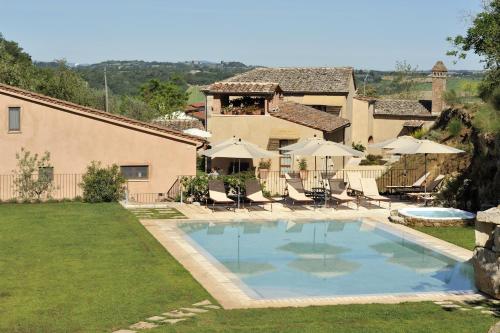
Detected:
left=447, top=117, right=463, bottom=137
left=359, top=154, right=386, bottom=166
left=352, top=142, right=366, bottom=152
left=80, top=162, right=126, bottom=203
left=411, top=128, right=427, bottom=139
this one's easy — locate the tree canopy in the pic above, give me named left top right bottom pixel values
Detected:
left=139, top=79, right=188, bottom=119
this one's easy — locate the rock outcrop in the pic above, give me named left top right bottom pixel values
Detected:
left=473, top=205, right=500, bottom=298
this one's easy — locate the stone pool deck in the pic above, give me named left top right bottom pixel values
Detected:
left=130, top=201, right=485, bottom=309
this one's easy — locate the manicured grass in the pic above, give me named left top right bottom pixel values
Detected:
left=187, top=85, right=205, bottom=104
left=413, top=225, right=476, bottom=250
left=0, top=203, right=494, bottom=333
left=0, top=203, right=209, bottom=333
left=129, top=207, right=185, bottom=219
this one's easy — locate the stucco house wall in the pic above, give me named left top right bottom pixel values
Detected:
left=208, top=114, right=345, bottom=172
left=371, top=117, right=434, bottom=143
left=0, top=87, right=200, bottom=199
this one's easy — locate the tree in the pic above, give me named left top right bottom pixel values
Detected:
left=0, top=33, right=39, bottom=90
left=80, top=162, right=126, bottom=203
left=390, top=61, right=419, bottom=99
left=139, top=79, right=188, bottom=119
left=447, top=0, right=500, bottom=104
left=12, top=148, right=54, bottom=200
left=114, top=95, right=158, bottom=122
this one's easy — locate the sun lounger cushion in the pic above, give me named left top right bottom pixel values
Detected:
left=245, top=179, right=271, bottom=203
left=346, top=172, right=363, bottom=193
left=208, top=180, right=234, bottom=204
left=328, top=179, right=355, bottom=202
left=286, top=179, right=314, bottom=203
left=360, top=178, right=390, bottom=201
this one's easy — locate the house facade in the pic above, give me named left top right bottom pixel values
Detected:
left=203, top=77, right=351, bottom=174
left=0, top=83, right=203, bottom=201
left=204, top=61, right=448, bottom=167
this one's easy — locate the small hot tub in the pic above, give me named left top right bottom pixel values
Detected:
left=396, top=207, right=476, bottom=227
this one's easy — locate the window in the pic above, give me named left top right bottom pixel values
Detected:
left=120, top=165, right=149, bottom=180
left=8, top=107, right=20, bottom=131
left=279, top=139, right=297, bottom=176
left=39, top=167, right=54, bottom=181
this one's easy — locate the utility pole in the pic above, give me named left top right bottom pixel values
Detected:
left=363, top=73, right=369, bottom=95
left=104, top=67, right=109, bottom=112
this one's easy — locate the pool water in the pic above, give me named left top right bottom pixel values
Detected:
left=399, top=208, right=476, bottom=220
left=178, top=220, right=474, bottom=299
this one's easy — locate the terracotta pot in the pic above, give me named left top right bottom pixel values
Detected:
left=299, top=170, right=308, bottom=179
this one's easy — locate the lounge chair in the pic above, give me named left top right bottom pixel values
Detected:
left=244, top=179, right=273, bottom=210
left=346, top=171, right=363, bottom=194
left=407, top=175, right=445, bottom=203
left=285, top=178, right=315, bottom=206
left=327, top=178, right=357, bottom=209
left=207, top=180, right=236, bottom=210
left=386, top=172, right=431, bottom=193
left=360, top=178, right=391, bottom=209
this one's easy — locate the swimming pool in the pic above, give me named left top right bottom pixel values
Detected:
left=178, top=219, right=474, bottom=300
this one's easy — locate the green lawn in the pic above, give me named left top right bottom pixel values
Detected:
left=187, top=85, right=205, bottom=104
left=413, top=225, right=476, bottom=250
left=0, top=203, right=494, bottom=333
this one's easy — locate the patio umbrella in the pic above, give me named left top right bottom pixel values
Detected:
left=389, top=140, right=464, bottom=196
left=202, top=137, right=277, bottom=208
left=278, top=135, right=324, bottom=172
left=368, top=136, right=420, bottom=185
left=283, top=140, right=364, bottom=206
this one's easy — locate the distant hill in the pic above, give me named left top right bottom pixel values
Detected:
left=34, top=60, right=254, bottom=96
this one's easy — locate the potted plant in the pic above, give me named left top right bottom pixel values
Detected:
left=298, top=158, right=308, bottom=179
left=258, top=159, right=271, bottom=179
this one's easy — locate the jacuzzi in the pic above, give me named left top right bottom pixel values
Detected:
left=396, top=207, right=476, bottom=227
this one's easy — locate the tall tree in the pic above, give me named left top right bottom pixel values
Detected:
left=139, top=79, right=188, bottom=119
left=391, top=60, right=419, bottom=99
left=447, top=0, right=500, bottom=106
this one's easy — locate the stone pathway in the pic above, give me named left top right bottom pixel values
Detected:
left=128, top=207, right=185, bottom=220
left=111, top=299, right=218, bottom=332
left=434, top=299, right=500, bottom=317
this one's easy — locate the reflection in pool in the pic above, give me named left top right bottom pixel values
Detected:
left=178, top=220, right=474, bottom=299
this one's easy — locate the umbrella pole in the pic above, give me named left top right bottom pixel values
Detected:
left=238, top=159, right=241, bottom=209
left=424, top=153, right=428, bottom=201
left=324, top=157, right=328, bottom=207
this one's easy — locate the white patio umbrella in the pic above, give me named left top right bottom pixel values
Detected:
left=368, top=136, right=420, bottom=185
left=389, top=139, right=464, bottom=196
left=202, top=137, right=277, bottom=208
left=278, top=135, right=324, bottom=171
left=283, top=140, right=364, bottom=206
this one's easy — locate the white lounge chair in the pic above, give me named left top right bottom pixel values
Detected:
left=328, top=178, right=357, bottom=209
left=346, top=171, right=363, bottom=194
left=360, top=178, right=391, bottom=209
left=245, top=179, right=273, bottom=210
left=207, top=180, right=236, bottom=210
left=285, top=178, right=315, bottom=206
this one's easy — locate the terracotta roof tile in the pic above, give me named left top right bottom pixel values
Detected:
left=373, top=99, right=434, bottom=117
left=225, top=67, right=353, bottom=93
left=270, top=101, right=350, bottom=132
left=0, top=83, right=204, bottom=145
left=432, top=61, right=448, bottom=72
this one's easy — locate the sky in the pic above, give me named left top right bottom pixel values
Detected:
left=0, top=0, right=485, bottom=70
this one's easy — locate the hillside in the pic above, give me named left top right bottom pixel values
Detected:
left=36, top=60, right=254, bottom=96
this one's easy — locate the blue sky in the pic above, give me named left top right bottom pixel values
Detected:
left=1, top=0, right=484, bottom=70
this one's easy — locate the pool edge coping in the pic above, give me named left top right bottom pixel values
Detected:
left=141, top=216, right=484, bottom=309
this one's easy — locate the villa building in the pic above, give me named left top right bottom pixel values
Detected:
left=203, top=61, right=448, bottom=172
left=0, top=83, right=203, bottom=201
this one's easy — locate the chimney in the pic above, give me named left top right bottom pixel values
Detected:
left=431, top=60, right=448, bottom=115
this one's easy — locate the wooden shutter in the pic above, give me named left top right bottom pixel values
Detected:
left=267, top=138, right=280, bottom=151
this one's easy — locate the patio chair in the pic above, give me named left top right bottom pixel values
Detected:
left=407, top=175, right=445, bottom=203
left=285, top=178, right=315, bottom=206
left=360, top=178, right=391, bottom=209
left=244, top=179, right=273, bottom=211
left=207, top=180, right=236, bottom=211
left=327, top=178, right=357, bottom=209
left=386, top=172, right=431, bottom=193
left=346, top=171, right=363, bottom=194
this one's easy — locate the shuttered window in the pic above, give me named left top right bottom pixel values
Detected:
left=8, top=107, right=20, bottom=131
left=267, top=139, right=280, bottom=151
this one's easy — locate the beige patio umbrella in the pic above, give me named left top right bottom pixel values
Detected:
left=283, top=140, right=364, bottom=206
left=368, top=136, right=420, bottom=185
left=202, top=137, right=277, bottom=208
left=389, top=140, right=464, bottom=196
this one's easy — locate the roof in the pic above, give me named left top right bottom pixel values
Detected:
left=0, top=83, right=204, bottom=145
left=372, top=99, right=434, bottom=118
left=203, top=82, right=280, bottom=94
left=189, top=102, right=205, bottom=108
left=432, top=61, right=448, bottom=72
left=403, top=120, right=425, bottom=127
left=225, top=67, right=354, bottom=94
left=270, top=101, right=350, bottom=132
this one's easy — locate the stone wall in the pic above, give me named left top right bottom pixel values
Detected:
left=472, top=205, right=500, bottom=298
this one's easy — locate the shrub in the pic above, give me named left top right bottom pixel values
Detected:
left=411, top=128, right=427, bottom=139
left=258, top=159, right=271, bottom=169
left=352, top=142, right=366, bottom=152
left=298, top=158, right=307, bottom=171
left=12, top=148, right=54, bottom=200
left=359, top=154, right=386, bottom=166
left=80, top=162, right=126, bottom=203
left=447, top=117, right=463, bottom=137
